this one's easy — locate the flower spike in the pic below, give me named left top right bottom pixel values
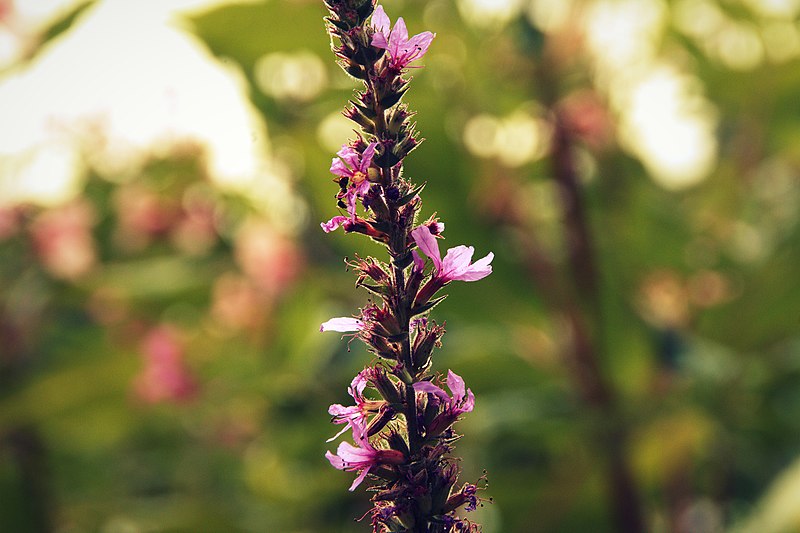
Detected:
left=320, top=1, right=490, bottom=529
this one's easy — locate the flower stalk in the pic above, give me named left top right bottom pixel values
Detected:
left=319, top=2, right=491, bottom=531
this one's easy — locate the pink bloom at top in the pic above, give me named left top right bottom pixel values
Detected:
left=411, top=225, right=493, bottom=282
left=330, top=142, right=378, bottom=216
left=325, top=419, right=404, bottom=491
left=370, top=5, right=435, bottom=69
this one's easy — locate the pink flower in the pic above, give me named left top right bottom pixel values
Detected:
left=331, top=142, right=378, bottom=216
left=134, top=326, right=197, bottom=404
left=413, top=370, right=475, bottom=417
left=413, top=370, right=475, bottom=436
left=235, top=219, right=303, bottom=297
left=411, top=225, right=493, bottom=283
left=327, top=370, right=373, bottom=441
left=325, top=419, right=404, bottom=491
left=371, top=5, right=435, bottom=69
left=320, top=317, right=366, bottom=332
left=31, top=200, right=97, bottom=281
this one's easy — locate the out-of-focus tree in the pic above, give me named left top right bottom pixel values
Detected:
left=1, top=0, right=799, bottom=532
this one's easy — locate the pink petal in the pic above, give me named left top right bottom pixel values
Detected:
left=350, top=370, right=369, bottom=397
left=462, top=388, right=476, bottom=413
left=330, top=157, right=353, bottom=178
left=371, top=31, right=389, bottom=50
left=411, top=225, right=442, bottom=271
left=413, top=380, right=448, bottom=400
left=405, top=31, right=434, bottom=59
left=446, top=370, right=466, bottom=399
left=349, top=466, right=371, bottom=491
left=336, top=144, right=360, bottom=169
left=371, top=5, right=390, bottom=35
left=325, top=450, right=346, bottom=470
left=360, top=142, right=378, bottom=171
left=345, top=190, right=358, bottom=217
left=320, top=317, right=365, bottom=332
left=456, top=252, right=494, bottom=282
left=411, top=250, right=425, bottom=272
left=336, top=441, right=374, bottom=464
left=441, top=245, right=475, bottom=279
left=326, top=422, right=352, bottom=443
left=328, top=403, right=358, bottom=418
left=391, top=17, right=409, bottom=50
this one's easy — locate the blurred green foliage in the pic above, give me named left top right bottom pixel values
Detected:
left=2, top=0, right=800, bottom=532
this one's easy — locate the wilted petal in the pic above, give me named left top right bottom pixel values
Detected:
left=321, top=216, right=348, bottom=233
left=462, top=388, right=476, bottom=413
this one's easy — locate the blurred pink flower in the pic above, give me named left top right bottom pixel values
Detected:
left=134, top=325, right=197, bottom=404
left=114, top=184, right=180, bottom=251
left=0, top=206, right=22, bottom=241
left=171, top=195, right=218, bottom=256
left=210, top=273, right=267, bottom=333
left=371, top=5, right=435, bottom=69
left=235, top=219, right=303, bottom=297
left=30, top=200, right=97, bottom=280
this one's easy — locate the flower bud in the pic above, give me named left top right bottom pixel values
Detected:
left=413, top=277, right=446, bottom=310
left=385, top=430, right=409, bottom=457
left=370, top=366, right=402, bottom=404
left=366, top=334, right=400, bottom=360
left=366, top=404, right=396, bottom=436
left=412, top=322, right=444, bottom=374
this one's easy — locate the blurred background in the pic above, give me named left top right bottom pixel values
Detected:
left=1, top=0, right=800, bottom=531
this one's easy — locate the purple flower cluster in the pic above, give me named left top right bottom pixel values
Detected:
left=319, top=1, right=490, bottom=531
